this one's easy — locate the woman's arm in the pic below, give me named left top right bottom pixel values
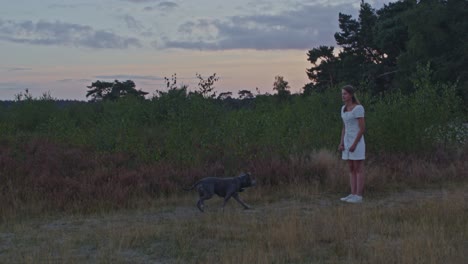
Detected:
left=349, top=117, right=365, bottom=152
left=339, top=123, right=345, bottom=151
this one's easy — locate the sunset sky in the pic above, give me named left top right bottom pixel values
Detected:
left=0, top=0, right=393, bottom=101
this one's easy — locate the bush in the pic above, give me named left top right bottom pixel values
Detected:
left=366, top=64, right=466, bottom=153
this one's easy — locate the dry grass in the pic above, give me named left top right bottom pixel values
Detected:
left=0, top=183, right=466, bottom=264
left=1, top=141, right=467, bottom=263
left=1, top=139, right=466, bottom=215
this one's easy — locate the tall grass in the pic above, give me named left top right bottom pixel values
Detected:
left=0, top=67, right=466, bottom=215
left=1, top=66, right=465, bottom=164
left=0, top=138, right=466, bottom=217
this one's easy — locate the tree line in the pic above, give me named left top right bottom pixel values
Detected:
left=305, top=0, right=467, bottom=106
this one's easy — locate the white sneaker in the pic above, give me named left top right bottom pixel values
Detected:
left=340, top=194, right=354, bottom=201
left=346, top=195, right=363, bottom=203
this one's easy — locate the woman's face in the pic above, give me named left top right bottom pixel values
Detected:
left=341, top=89, right=352, bottom=103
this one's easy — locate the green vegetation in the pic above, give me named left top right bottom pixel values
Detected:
left=86, top=80, right=148, bottom=101
left=0, top=1, right=467, bottom=262
left=1, top=65, right=465, bottom=163
left=0, top=64, right=466, bottom=215
left=0, top=0, right=465, bottom=225
left=305, top=0, right=468, bottom=110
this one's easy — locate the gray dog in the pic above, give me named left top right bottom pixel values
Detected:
left=184, top=172, right=256, bottom=212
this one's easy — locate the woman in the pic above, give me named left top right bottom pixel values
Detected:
left=338, top=85, right=366, bottom=203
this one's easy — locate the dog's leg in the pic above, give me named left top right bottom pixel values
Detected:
left=222, top=193, right=234, bottom=212
left=197, top=186, right=212, bottom=212
left=197, top=195, right=212, bottom=212
left=197, top=199, right=205, bottom=212
left=232, top=193, right=251, bottom=209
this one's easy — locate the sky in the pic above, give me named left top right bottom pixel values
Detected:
left=0, top=0, right=394, bottom=101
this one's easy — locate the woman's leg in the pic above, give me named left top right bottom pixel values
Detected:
left=348, top=160, right=357, bottom=195
left=354, top=160, right=365, bottom=196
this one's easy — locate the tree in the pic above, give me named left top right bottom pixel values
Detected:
left=217, top=92, right=232, bottom=100
left=334, top=1, right=382, bottom=63
left=238, top=90, right=254, bottom=99
left=86, top=80, right=148, bottom=101
left=303, top=0, right=466, bottom=109
left=164, top=73, right=178, bottom=91
left=373, top=1, right=414, bottom=67
left=371, top=0, right=415, bottom=93
left=306, top=2, right=379, bottom=93
left=305, top=1, right=409, bottom=95
left=14, top=89, right=33, bottom=101
left=396, top=0, right=468, bottom=102
left=196, top=73, right=219, bottom=99
left=305, top=46, right=337, bottom=93
left=154, top=73, right=189, bottom=99
left=273, top=75, right=291, bottom=100
left=333, top=1, right=384, bottom=93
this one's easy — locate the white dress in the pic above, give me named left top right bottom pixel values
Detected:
left=341, top=105, right=365, bottom=160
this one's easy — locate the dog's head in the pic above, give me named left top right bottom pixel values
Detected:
left=238, top=172, right=256, bottom=189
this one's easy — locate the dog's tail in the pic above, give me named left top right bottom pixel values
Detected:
left=182, top=185, right=196, bottom=191
left=182, top=181, right=199, bottom=191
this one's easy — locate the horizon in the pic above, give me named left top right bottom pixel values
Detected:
left=0, top=0, right=394, bottom=101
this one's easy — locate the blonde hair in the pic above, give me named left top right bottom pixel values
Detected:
left=342, top=85, right=361, bottom=105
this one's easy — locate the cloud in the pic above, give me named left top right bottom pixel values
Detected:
left=121, top=0, right=161, bottom=3
left=117, top=15, right=156, bottom=37
left=122, top=15, right=144, bottom=31
left=57, top=78, right=92, bottom=83
left=143, top=1, right=179, bottom=12
left=48, top=3, right=95, bottom=9
left=1, top=67, right=33, bottom=72
left=93, top=74, right=165, bottom=81
left=161, top=2, right=355, bottom=50
left=158, top=2, right=179, bottom=10
left=0, top=19, right=142, bottom=49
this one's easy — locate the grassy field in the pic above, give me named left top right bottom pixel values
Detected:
left=1, top=181, right=466, bottom=264
left=0, top=78, right=466, bottom=263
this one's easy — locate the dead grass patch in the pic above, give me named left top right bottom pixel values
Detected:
left=0, top=184, right=466, bottom=263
